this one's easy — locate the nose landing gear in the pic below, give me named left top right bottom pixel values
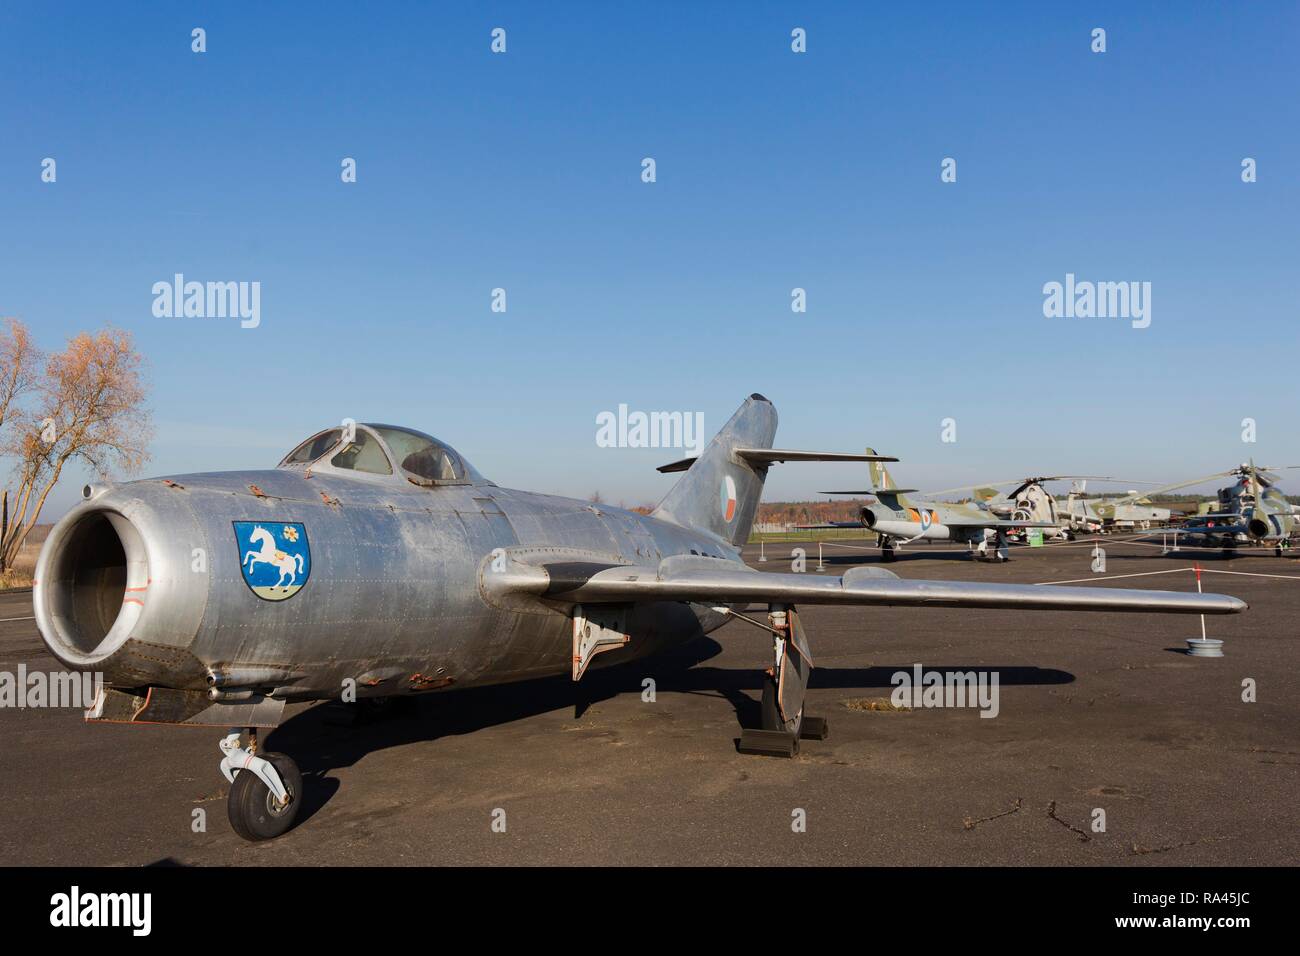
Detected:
left=219, top=728, right=302, bottom=841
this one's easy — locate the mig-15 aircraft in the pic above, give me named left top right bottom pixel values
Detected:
left=33, top=395, right=1244, bottom=840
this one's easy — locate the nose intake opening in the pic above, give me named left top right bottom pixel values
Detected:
left=39, top=509, right=148, bottom=662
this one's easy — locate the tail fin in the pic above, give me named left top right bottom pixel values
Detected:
left=652, top=394, right=778, bottom=547
left=867, top=450, right=910, bottom=507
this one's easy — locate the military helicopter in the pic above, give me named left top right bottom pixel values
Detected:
left=1133, top=461, right=1300, bottom=555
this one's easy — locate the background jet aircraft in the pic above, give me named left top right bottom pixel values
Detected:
left=33, top=396, right=1244, bottom=840
left=920, top=476, right=1164, bottom=539
left=1076, top=483, right=1174, bottom=530
left=812, top=456, right=1060, bottom=561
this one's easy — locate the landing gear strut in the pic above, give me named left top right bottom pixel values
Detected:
left=219, top=728, right=302, bottom=841
left=975, top=530, right=1010, bottom=562
left=738, top=606, right=828, bottom=758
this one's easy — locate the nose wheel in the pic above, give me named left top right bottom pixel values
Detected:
left=219, top=729, right=302, bottom=841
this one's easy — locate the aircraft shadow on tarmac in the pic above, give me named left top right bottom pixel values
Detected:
left=263, top=637, right=1074, bottom=825
left=1106, top=547, right=1293, bottom=563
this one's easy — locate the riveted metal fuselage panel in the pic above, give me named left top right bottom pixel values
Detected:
left=39, top=468, right=735, bottom=698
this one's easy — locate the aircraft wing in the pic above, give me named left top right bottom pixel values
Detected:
left=942, top=519, right=1060, bottom=529
left=483, top=553, right=1245, bottom=615
left=1167, top=523, right=1251, bottom=536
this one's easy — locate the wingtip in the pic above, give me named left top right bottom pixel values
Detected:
left=1207, top=594, right=1249, bottom=614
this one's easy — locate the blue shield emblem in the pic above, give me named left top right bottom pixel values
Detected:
left=234, top=521, right=311, bottom=601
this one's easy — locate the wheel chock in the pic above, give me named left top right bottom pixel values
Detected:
left=799, top=716, right=829, bottom=740
left=738, top=729, right=799, bottom=758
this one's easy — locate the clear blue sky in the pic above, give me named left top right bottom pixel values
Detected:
left=2, top=1, right=1297, bottom=518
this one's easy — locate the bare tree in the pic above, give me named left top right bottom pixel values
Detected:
left=0, top=319, right=41, bottom=572
left=1, top=324, right=152, bottom=569
left=0, top=319, right=39, bottom=432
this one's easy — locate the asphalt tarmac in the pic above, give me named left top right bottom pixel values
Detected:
left=2, top=534, right=1296, bottom=866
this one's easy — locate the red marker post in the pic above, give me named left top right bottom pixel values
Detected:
left=1187, top=562, right=1224, bottom=657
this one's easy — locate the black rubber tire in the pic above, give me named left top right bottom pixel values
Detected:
left=227, top=752, right=302, bottom=841
left=760, top=673, right=803, bottom=738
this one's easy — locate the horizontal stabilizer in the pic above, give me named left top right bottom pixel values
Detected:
left=656, top=457, right=696, bottom=474
left=735, top=448, right=898, bottom=465
left=820, top=489, right=919, bottom=496
left=659, top=449, right=897, bottom=474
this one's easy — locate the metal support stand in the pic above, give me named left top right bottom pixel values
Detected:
left=1186, top=564, right=1224, bottom=657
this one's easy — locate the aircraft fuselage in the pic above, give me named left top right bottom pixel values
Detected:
left=35, top=469, right=737, bottom=702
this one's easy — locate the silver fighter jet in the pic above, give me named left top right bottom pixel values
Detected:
left=33, top=395, right=1245, bottom=840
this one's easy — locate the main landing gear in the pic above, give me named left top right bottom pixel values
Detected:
left=974, top=530, right=1010, bottom=562
left=879, top=535, right=897, bottom=562
left=738, top=605, right=829, bottom=758
left=219, top=728, right=302, bottom=841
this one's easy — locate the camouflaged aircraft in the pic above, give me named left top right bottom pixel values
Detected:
left=920, top=477, right=1165, bottom=540
left=1134, top=461, right=1299, bottom=554
left=1073, top=484, right=1173, bottom=530
left=33, top=395, right=1245, bottom=840
left=810, top=457, right=1062, bottom=561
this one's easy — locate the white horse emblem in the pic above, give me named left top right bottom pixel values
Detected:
left=243, top=525, right=305, bottom=591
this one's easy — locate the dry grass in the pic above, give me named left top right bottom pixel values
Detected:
left=841, top=696, right=911, bottom=713
left=1, top=524, right=46, bottom=590
left=0, top=569, right=33, bottom=590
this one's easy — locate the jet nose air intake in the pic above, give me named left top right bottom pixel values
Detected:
left=34, top=507, right=151, bottom=667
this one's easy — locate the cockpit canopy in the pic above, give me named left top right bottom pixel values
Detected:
left=280, top=424, right=485, bottom=486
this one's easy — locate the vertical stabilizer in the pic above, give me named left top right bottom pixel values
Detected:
left=652, top=395, right=778, bottom=547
